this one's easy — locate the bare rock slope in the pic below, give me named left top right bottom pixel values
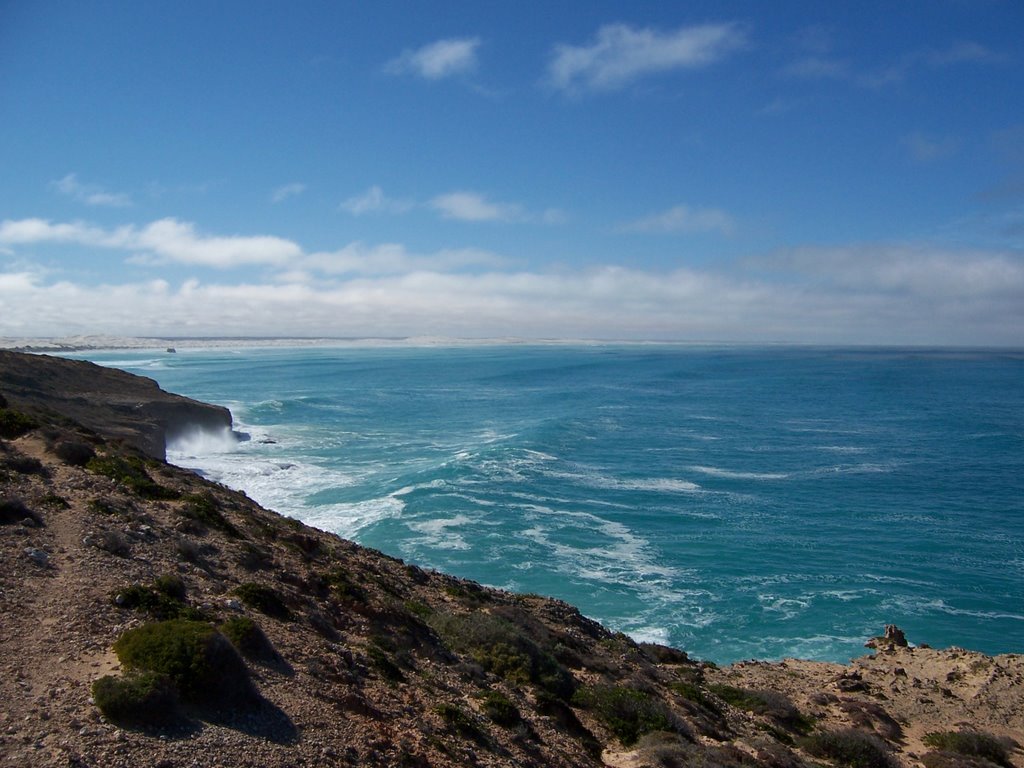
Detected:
left=0, top=351, right=1020, bottom=767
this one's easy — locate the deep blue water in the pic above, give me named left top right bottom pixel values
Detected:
left=75, top=345, right=1024, bottom=663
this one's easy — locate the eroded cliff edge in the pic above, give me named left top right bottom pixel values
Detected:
left=0, top=350, right=232, bottom=460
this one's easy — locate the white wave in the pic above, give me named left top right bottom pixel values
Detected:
left=406, top=514, right=475, bottom=551
left=625, top=626, right=670, bottom=645
left=690, top=465, right=789, bottom=480
left=167, top=426, right=240, bottom=456
left=817, top=445, right=868, bottom=454
left=299, top=495, right=406, bottom=539
left=885, top=596, right=1024, bottom=623
left=545, top=467, right=701, bottom=493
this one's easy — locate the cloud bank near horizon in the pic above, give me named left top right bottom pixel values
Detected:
left=2, top=216, right=1021, bottom=346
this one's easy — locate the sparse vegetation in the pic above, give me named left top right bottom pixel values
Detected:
left=801, top=729, right=899, bottom=768
left=179, top=491, right=239, bottom=536
left=113, top=576, right=199, bottom=620
left=923, top=731, right=1012, bottom=767
left=87, top=454, right=179, bottom=499
left=708, top=684, right=813, bottom=734
left=233, top=582, right=292, bottom=621
left=481, top=690, right=521, bottom=727
left=429, top=610, right=575, bottom=700
left=0, top=407, right=39, bottom=439
left=572, top=684, right=679, bottom=746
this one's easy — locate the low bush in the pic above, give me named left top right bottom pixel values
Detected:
left=53, top=440, right=95, bottom=466
left=113, top=576, right=198, bottom=620
left=480, top=690, right=520, bottom=727
left=233, top=582, right=292, bottom=621
left=367, top=641, right=405, bottom=683
left=0, top=496, right=40, bottom=526
left=429, top=610, right=575, bottom=700
left=113, top=619, right=255, bottom=706
left=923, top=731, right=1012, bottom=767
left=87, top=454, right=178, bottom=500
left=179, top=492, right=239, bottom=536
left=321, top=567, right=368, bottom=602
left=801, top=729, right=899, bottom=768
left=92, top=672, right=179, bottom=725
left=2, top=454, right=46, bottom=475
left=572, top=684, right=677, bottom=746
left=92, top=530, right=132, bottom=557
left=436, top=703, right=486, bottom=742
left=220, top=616, right=278, bottom=662
left=0, top=408, right=38, bottom=439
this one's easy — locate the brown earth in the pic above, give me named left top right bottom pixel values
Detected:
left=0, top=351, right=1020, bottom=767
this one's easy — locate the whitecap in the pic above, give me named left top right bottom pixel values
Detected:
left=689, top=465, right=789, bottom=480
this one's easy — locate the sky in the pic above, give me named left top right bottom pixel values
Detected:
left=1, top=1, right=1023, bottom=345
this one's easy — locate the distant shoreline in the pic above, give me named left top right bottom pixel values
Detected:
left=3, top=335, right=1023, bottom=354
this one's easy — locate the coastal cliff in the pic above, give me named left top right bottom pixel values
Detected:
left=0, top=351, right=1020, bottom=768
left=0, top=351, right=233, bottom=461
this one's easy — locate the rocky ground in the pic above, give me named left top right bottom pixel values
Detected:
left=1, top=351, right=1021, bottom=767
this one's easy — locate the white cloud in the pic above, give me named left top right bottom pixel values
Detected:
left=340, top=186, right=414, bottom=216
left=302, top=242, right=505, bottom=276
left=271, top=182, right=306, bottom=203
left=430, top=192, right=523, bottom=222
left=619, top=204, right=736, bottom=236
left=386, top=37, right=481, bottom=80
left=53, top=173, right=132, bottom=207
left=548, top=22, right=745, bottom=92
left=0, top=217, right=301, bottom=268
left=4, top=216, right=1022, bottom=345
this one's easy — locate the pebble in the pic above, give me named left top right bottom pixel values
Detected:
left=23, top=548, right=49, bottom=567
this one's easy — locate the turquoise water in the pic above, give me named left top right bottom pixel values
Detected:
left=76, top=345, right=1024, bottom=663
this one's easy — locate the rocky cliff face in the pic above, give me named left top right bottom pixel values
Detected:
left=0, top=351, right=233, bottom=460
left=0, top=355, right=1020, bottom=768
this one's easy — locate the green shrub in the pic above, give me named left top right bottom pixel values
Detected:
left=671, top=680, right=721, bottom=716
left=801, top=729, right=898, bottom=768
left=53, top=439, right=95, bottom=466
left=115, top=585, right=186, bottom=620
left=0, top=408, right=38, bottom=439
left=481, top=690, right=520, bottom=727
left=87, top=454, right=178, bottom=500
left=429, top=611, right=575, bottom=700
left=436, top=703, right=486, bottom=742
left=232, top=582, right=292, bottom=621
left=92, top=672, right=179, bottom=725
left=321, top=567, right=368, bottom=602
left=923, top=731, right=1011, bottom=767
left=572, top=685, right=676, bottom=746
left=179, top=492, right=239, bottom=536
left=367, top=642, right=405, bottom=683
left=113, top=619, right=255, bottom=706
left=0, top=496, right=40, bottom=526
left=220, top=616, right=278, bottom=662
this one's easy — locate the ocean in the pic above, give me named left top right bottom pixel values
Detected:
left=73, top=344, right=1024, bottom=664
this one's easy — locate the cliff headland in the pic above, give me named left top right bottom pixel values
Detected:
left=0, top=351, right=1020, bottom=767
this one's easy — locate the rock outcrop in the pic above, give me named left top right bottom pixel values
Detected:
left=0, top=350, right=232, bottom=460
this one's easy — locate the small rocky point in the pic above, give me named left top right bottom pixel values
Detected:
left=1, top=351, right=1021, bottom=767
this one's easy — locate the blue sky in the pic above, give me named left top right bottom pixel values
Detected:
left=1, top=1, right=1022, bottom=344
